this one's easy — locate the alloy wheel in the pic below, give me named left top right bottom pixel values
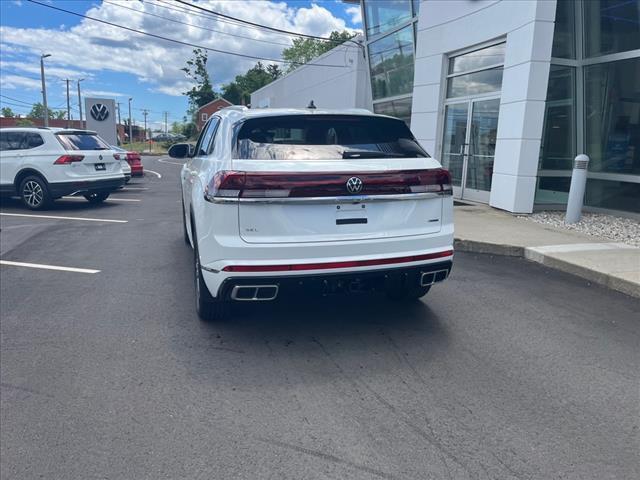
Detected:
left=23, top=180, right=43, bottom=208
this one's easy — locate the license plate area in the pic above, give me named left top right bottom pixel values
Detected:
left=94, top=163, right=106, bottom=171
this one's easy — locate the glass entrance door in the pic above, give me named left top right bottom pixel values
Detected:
left=441, top=97, right=500, bottom=202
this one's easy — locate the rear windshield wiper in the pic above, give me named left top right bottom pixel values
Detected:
left=342, top=150, right=407, bottom=159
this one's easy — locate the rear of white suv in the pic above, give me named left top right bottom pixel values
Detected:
left=177, top=109, right=453, bottom=321
left=0, top=128, right=125, bottom=209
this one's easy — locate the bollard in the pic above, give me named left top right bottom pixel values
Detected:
left=565, top=154, right=589, bottom=224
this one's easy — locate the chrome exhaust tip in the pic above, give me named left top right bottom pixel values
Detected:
left=230, top=285, right=279, bottom=301
left=420, top=269, right=449, bottom=287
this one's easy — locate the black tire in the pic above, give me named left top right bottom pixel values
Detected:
left=19, top=175, right=52, bottom=210
left=193, top=222, right=228, bottom=321
left=386, top=285, right=431, bottom=301
left=84, top=192, right=110, bottom=204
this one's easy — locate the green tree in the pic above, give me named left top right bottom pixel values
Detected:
left=16, top=118, right=34, bottom=127
left=29, top=102, right=54, bottom=119
left=1, top=107, right=15, bottom=117
left=282, top=30, right=356, bottom=72
left=221, top=62, right=281, bottom=105
left=53, top=110, right=66, bottom=120
left=181, top=48, right=217, bottom=113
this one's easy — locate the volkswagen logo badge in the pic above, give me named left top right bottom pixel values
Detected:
left=90, top=103, right=110, bottom=122
left=346, top=176, right=363, bottom=194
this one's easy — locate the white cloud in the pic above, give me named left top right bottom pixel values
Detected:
left=83, top=89, right=130, bottom=98
left=0, top=1, right=361, bottom=99
left=0, top=74, right=41, bottom=90
left=345, top=6, right=362, bottom=25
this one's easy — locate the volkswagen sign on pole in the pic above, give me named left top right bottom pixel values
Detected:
left=85, top=97, right=117, bottom=145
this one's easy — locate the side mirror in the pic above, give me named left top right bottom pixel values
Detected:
left=168, top=143, right=194, bottom=159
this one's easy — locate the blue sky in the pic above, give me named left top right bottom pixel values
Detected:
left=0, top=0, right=361, bottom=130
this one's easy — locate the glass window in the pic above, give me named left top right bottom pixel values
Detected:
left=55, top=132, right=110, bottom=150
left=412, top=0, right=420, bottom=17
left=585, top=58, right=640, bottom=175
left=372, top=97, right=413, bottom=126
left=369, top=26, right=415, bottom=100
left=584, top=0, right=640, bottom=57
left=24, top=133, right=44, bottom=149
left=234, top=115, right=428, bottom=160
left=195, top=117, right=218, bottom=156
left=0, top=131, right=25, bottom=151
left=446, top=68, right=503, bottom=98
left=539, top=66, right=576, bottom=170
left=205, top=117, right=220, bottom=155
left=551, top=0, right=575, bottom=59
left=535, top=176, right=571, bottom=205
left=585, top=179, right=640, bottom=213
left=364, top=0, right=412, bottom=38
left=448, top=43, right=505, bottom=75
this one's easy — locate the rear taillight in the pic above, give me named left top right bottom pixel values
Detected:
left=205, top=169, right=453, bottom=201
left=113, top=154, right=121, bottom=160
left=54, top=155, right=84, bottom=165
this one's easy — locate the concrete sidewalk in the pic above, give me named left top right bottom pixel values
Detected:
left=454, top=203, right=640, bottom=298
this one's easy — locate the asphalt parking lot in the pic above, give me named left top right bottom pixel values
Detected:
left=1, top=156, right=639, bottom=480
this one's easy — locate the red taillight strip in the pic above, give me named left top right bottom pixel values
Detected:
left=222, top=249, right=453, bottom=273
left=206, top=169, right=453, bottom=200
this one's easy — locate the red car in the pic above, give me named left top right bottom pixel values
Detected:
left=112, top=146, right=144, bottom=177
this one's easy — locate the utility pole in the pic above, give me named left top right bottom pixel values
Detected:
left=142, top=109, right=149, bottom=152
left=77, top=78, right=84, bottom=129
left=128, top=98, right=133, bottom=145
left=40, top=54, right=51, bottom=127
left=164, top=111, right=168, bottom=134
left=65, top=79, right=71, bottom=128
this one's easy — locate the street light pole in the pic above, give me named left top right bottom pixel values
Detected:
left=65, top=79, right=71, bottom=128
left=40, top=54, right=51, bottom=127
left=128, top=97, right=133, bottom=145
left=77, top=78, right=85, bottom=129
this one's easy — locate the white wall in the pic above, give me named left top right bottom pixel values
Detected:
left=411, top=0, right=557, bottom=213
left=251, top=36, right=371, bottom=111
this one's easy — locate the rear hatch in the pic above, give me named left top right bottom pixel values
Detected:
left=55, top=131, right=120, bottom=177
left=214, top=114, right=451, bottom=244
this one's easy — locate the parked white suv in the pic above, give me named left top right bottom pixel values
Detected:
left=172, top=108, right=454, bottom=321
left=0, top=128, right=125, bottom=209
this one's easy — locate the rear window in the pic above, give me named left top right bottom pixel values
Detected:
left=234, top=115, right=429, bottom=160
left=56, top=132, right=110, bottom=151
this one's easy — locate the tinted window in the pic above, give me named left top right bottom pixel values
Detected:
left=234, top=115, right=428, bottom=160
left=56, top=132, right=110, bottom=151
left=205, top=117, right=220, bottom=155
left=0, top=132, right=25, bottom=151
left=24, top=133, right=44, bottom=149
left=194, top=118, right=219, bottom=156
left=369, top=26, right=415, bottom=100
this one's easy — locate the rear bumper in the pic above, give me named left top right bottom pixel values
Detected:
left=215, top=260, right=453, bottom=300
left=49, top=177, right=126, bottom=197
left=130, top=164, right=143, bottom=176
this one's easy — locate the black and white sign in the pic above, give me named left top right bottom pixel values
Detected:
left=90, top=103, right=110, bottom=122
left=85, top=98, right=117, bottom=145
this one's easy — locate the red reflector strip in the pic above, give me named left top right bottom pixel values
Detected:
left=222, top=250, right=453, bottom=273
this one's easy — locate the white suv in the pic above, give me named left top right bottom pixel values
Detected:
left=0, top=128, right=125, bottom=209
left=172, top=108, right=454, bottom=321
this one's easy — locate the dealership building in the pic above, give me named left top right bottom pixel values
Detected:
left=251, top=0, right=639, bottom=215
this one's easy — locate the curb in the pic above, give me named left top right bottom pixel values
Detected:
left=455, top=238, right=640, bottom=299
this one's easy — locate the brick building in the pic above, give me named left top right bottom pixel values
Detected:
left=195, top=98, right=233, bottom=131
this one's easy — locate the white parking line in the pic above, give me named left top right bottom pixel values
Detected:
left=61, top=196, right=141, bottom=203
left=145, top=169, right=162, bottom=178
left=0, top=212, right=128, bottom=223
left=157, top=157, right=185, bottom=166
left=0, top=260, right=100, bottom=274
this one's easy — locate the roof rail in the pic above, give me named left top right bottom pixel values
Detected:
left=221, top=105, right=248, bottom=112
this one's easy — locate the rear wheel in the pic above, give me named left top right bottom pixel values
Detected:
left=386, top=285, right=431, bottom=301
left=193, top=223, right=228, bottom=321
left=84, top=192, right=110, bottom=204
left=19, top=175, right=52, bottom=210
